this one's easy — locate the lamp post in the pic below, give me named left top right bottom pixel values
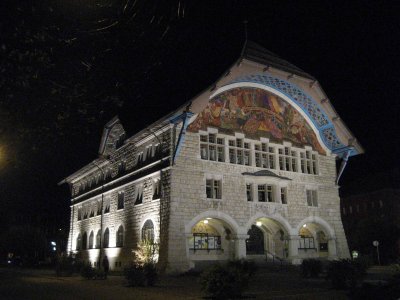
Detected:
left=372, top=240, right=380, bottom=265
left=92, top=159, right=107, bottom=269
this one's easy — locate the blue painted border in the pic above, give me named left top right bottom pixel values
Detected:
left=226, top=74, right=356, bottom=157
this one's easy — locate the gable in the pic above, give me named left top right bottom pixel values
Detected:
left=98, top=117, right=126, bottom=156
left=187, top=87, right=326, bottom=154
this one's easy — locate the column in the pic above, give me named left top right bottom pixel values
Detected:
left=235, top=234, right=249, bottom=259
left=328, top=237, right=338, bottom=259
left=288, top=235, right=301, bottom=264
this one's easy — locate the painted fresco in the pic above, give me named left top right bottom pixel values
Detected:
left=188, top=87, right=325, bottom=154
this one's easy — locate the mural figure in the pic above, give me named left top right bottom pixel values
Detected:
left=188, top=87, right=325, bottom=154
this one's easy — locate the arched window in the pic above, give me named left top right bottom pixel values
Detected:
left=76, top=233, right=82, bottom=250
left=82, top=232, right=88, bottom=250
left=89, top=231, right=94, bottom=249
left=96, top=230, right=101, bottom=249
left=142, top=220, right=154, bottom=243
left=103, top=228, right=110, bottom=248
left=116, top=226, right=124, bottom=247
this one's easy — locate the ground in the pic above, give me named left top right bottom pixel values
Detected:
left=1, top=265, right=397, bottom=299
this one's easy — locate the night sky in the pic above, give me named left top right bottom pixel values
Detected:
left=0, top=1, right=399, bottom=235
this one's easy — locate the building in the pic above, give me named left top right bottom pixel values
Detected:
left=60, top=41, right=364, bottom=272
left=340, top=170, right=400, bottom=262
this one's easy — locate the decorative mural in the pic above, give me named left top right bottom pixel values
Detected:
left=188, top=87, right=325, bottom=154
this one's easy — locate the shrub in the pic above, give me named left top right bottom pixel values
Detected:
left=143, top=263, right=158, bottom=286
left=80, top=264, right=96, bottom=279
left=55, top=254, right=83, bottom=276
left=327, top=259, right=366, bottom=289
left=200, top=260, right=256, bottom=299
left=301, top=259, right=322, bottom=278
left=124, top=264, right=146, bottom=286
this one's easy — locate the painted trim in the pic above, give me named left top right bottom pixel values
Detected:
left=211, top=74, right=356, bottom=158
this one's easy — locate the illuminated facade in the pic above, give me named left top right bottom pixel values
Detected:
left=61, top=41, right=363, bottom=272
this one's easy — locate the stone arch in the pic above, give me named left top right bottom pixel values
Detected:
left=245, top=212, right=293, bottom=235
left=295, top=216, right=336, bottom=239
left=185, top=210, right=241, bottom=235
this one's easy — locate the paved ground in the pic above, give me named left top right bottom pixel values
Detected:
left=0, top=266, right=353, bottom=300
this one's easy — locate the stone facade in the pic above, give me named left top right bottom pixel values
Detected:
left=61, top=42, right=363, bottom=272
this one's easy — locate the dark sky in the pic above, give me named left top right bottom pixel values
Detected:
left=0, top=1, right=399, bottom=233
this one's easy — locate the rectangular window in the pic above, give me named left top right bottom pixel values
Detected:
left=200, top=134, right=225, bottom=162
left=153, top=179, right=161, bottom=199
left=104, top=199, right=110, bottom=213
left=258, top=185, right=266, bottom=202
left=281, top=187, right=287, bottom=204
left=117, top=191, right=124, bottom=210
left=266, top=185, right=273, bottom=202
left=206, top=179, right=222, bottom=199
left=246, top=184, right=252, bottom=201
left=306, top=190, right=318, bottom=207
left=135, top=185, right=143, bottom=205
left=193, top=233, right=221, bottom=250
left=254, top=143, right=275, bottom=169
left=77, top=208, right=82, bottom=221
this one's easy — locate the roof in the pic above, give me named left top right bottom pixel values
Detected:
left=241, top=41, right=315, bottom=80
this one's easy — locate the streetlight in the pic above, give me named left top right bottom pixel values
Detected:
left=372, top=240, right=381, bottom=265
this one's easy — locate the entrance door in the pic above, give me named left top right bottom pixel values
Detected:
left=246, top=225, right=264, bottom=255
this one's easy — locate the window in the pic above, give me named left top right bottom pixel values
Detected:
left=258, top=185, right=266, bottom=202
left=103, top=228, right=110, bottom=248
left=95, top=230, right=101, bottom=249
left=153, top=179, right=161, bottom=199
left=89, top=203, right=95, bottom=218
left=89, top=231, right=94, bottom=249
left=83, top=207, right=88, bottom=219
left=300, top=151, right=318, bottom=174
left=142, top=220, right=154, bottom=242
left=228, top=138, right=250, bottom=165
left=104, top=199, right=110, bottom=213
left=281, top=187, right=287, bottom=204
left=77, top=207, right=82, bottom=221
left=97, top=201, right=102, bottom=215
left=116, top=226, right=124, bottom=247
left=206, top=179, right=221, bottom=199
left=192, top=233, right=221, bottom=250
left=82, top=232, right=87, bottom=250
left=266, top=185, right=273, bottom=202
left=135, top=185, right=143, bottom=205
left=299, top=237, right=315, bottom=249
left=118, top=161, right=126, bottom=174
left=136, top=152, right=144, bottom=167
left=278, top=147, right=297, bottom=172
left=342, top=207, right=346, bottom=215
left=254, top=143, right=275, bottom=169
left=200, top=134, right=225, bottom=162
left=76, top=234, right=82, bottom=250
left=246, top=184, right=253, bottom=201
left=349, top=205, right=353, bottom=214
left=306, top=190, right=318, bottom=207
left=117, top=191, right=124, bottom=210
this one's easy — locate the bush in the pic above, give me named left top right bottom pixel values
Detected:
left=200, top=260, right=256, bottom=299
left=300, top=259, right=322, bottom=278
left=124, top=264, right=145, bottom=286
left=143, top=263, right=158, bottom=286
left=80, top=264, right=96, bottom=279
left=327, top=259, right=366, bottom=289
left=124, top=262, right=158, bottom=287
left=55, top=254, right=83, bottom=276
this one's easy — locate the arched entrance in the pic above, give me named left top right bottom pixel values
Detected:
left=246, top=217, right=289, bottom=260
left=298, top=222, right=331, bottom=259
left=186, top=212, right=240, bottom=267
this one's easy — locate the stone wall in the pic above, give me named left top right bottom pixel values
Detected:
left=167, top=130, right=350, bottom=271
